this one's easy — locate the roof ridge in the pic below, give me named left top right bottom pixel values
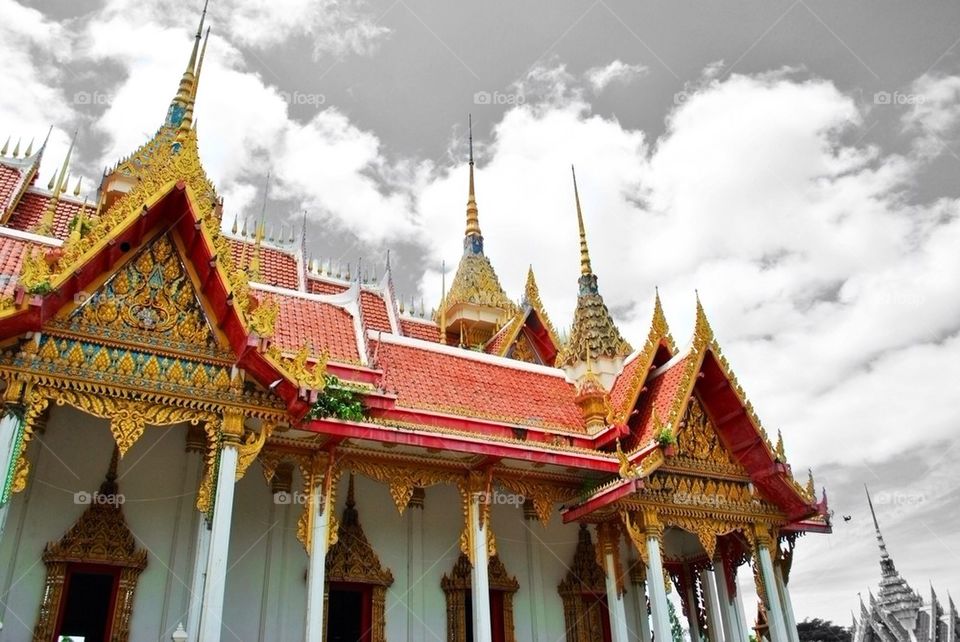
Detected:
left=370, top=328, right=567, bottom=379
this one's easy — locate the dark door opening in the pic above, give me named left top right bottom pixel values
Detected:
left=463, top=589, right=507, bottom=642
left=327, top=582, right=372, bottom=642
left=55, top=565, right=119, bottom=642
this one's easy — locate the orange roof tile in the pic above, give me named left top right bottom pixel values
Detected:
left=269, top=292, right=360, bottom=364
left=631, top=354, right=692, bottom=447
left=7, top=192, right=85, bottom=239
left=227, top=238, right=299, bottom=289
left=308, top=278, right=349, bottom=295
left=0, top=164, right=24, bottom=214
left=609, top=352, right=647, bottom=414
left=400, top=318, right=441, bottom=342
left=360, top=290, right=392, bottom=333
left=0, top=235, right=30, bottom=299
left=375, top=340, right=582, bottom=430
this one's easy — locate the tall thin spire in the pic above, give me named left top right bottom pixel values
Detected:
left=464, top=114, right=482, bottom=243
left=571, top=165, right=592, bottom=276
left=167, top=0, right=209, bottom=129
left=865, top=486, right=896, bottom=573
left=179, top=26, right=211, bottom=139
left=249, top=170, right=270, bottom=282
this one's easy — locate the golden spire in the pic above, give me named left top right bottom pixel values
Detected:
left=249, top=171, right=269, bottom=282
left=775, top=430, right=786, bottom=460
left=557, top=164, right=631, bottom=373
left=36, top=130, right=77, bottom=236
left=179, top=25, right=210, bottom=140
left=167, top=0, right=208, bottom=130
left=572, top=165, right=592, bottom=276
left=464, top=114, right=482, bottom=241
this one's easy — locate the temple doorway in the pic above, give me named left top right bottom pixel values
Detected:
left=327, top=582, right=373, bottom=642
left=55, top=565, right=120, bottom=642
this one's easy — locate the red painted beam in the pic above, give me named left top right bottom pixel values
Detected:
left=561, top=478, right=640, bottom=523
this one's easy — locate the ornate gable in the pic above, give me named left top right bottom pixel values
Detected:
left=48, top=233, right=225, bottom=359
left=673, top=396, right=749, bottom=479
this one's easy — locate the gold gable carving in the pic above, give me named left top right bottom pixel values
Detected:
left=49, top=234, right=222, bottom=357
left=674, top=396, right=748, bottom=478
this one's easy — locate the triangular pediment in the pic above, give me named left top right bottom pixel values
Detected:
left=672, top=395, right=749, bottom=478
left=45, top=231, right=229, bottom=360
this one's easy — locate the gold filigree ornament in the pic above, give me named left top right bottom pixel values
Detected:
left=18, top=246, right=53, bottom=294
left=249, top=294, right=279, bottom=338
left=235, top=421, right=274, bottom=481
left=51, top=389, right=208, bottom=457
left=342, top=454, right=460, bottom=515
left=497, top=476, right=579, bottom=526
left=6, top=382, right=49, bottom=495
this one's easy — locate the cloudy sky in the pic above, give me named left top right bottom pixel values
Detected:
left=3, top=0, right=960, bottom=625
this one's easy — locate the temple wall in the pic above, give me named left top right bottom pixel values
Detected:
left=0, top=404, right=640, bottom=642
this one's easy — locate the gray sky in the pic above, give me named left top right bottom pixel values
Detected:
left=3, top=0, right=960, bottom=625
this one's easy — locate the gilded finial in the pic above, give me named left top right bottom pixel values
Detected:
left=775, top=430, right=786, bottom=460
left=12, top=138, right=20, bottom=158
left=36, top=129, right=77, bottom=236
left=167, top=0, right=209, bottom=131
left=0, top=137, right=8, bottom=156
left=73, top=176, right=82, bottom=197
left=24, top=138, right=34, bottom=157
left=249, top=170, right=270, bottom=282
left=179, top=26, right=211, bottom=140
left=464, top=114, right=482, bottom=240
left=571, top=165, right=592, bottom=276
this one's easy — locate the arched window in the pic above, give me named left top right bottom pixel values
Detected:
left=442, top=553, right=519, bottom=642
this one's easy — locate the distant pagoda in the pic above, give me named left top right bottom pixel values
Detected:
left=852, top=488, right=959, bottom=642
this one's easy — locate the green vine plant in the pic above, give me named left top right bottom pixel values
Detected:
left=305, top=375, right=367, bottom=422
left=656, top=425, right=677, bottom=448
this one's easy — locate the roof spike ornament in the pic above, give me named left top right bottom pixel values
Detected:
left=775, top=430, right=786, bottom=460
left=167, top=0, right=208, bottom=134
left=73, top=175, right=83, bottom=197
left=249, top=171, right=270, bottom=282
left=35, top=129, right=78, bottom=236
left=178, top=25, right=211, bottom=143
left=24, top=138, right=34, bottom=157
left=464, top=113, right=482, bottom=244
left=557, top=164, right=631, bottom=389
left=0, top=137, right=8, bottom=156
left=12, top=138, right=20, bottom=158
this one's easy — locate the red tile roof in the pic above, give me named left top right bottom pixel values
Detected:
left=610, top=352, right=646, bottom=415
left=375, top=339, right=582, bottom=430
left=6, top=192, right=85, bottom=239
left=269, top=292, right=360, bottom=364
left=308, top=278, right=349, bottom=295
left=360, top=290, right=391, bottom=333
left=0, top=164, right=24, bottom=215
left=0, top=235, right=30, bottom=299
left=227, top=238, right=299, bottom=289
left=631, top=354, right=692, bottom=447
left=400, top=318, right=440, bottom=342
left=484, top=316, right=517, bottom=355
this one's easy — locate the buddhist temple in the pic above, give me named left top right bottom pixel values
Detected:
left=0, top=6, right=830, bottom=642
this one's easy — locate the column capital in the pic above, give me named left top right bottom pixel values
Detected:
left=220, top=410, right=245, bottom=444
left=754, top=524, right=776, bottom=550
left=642, top=508, right=664, bottom=540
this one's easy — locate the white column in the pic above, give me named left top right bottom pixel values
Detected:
left=775, top=565, right=799, bottom=642
left=197, top=442, right=239, bottom=642
left=469, top=492, right=492, bottom=642
left=757, top=544, right=789, bottom=642
left=701, top=568, right=726, bottom=642
left=0, top=411, right=22, bottom=542
left=733, top=582, right=750, bottom=642
left=685, top=571, right=702, bottom=642
left=406, top=489, right=425, bottom=641
left=646, top=534, right=672, bottom=642
left=186, top=519, right=211, bottom=642
left=304, top=484, right=332, bottom=641
left=713, top=559, right=740, bottom=642
left=632, top=569, right=652, bottom=642
left=523, top=510, right=548, bottom=641
left=602, top=549, right=630, bottom=642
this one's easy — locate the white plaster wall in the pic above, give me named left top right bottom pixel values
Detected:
left=0, top=405, right=198, bottom=642
left=1, top=409, right=632, bottom=642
